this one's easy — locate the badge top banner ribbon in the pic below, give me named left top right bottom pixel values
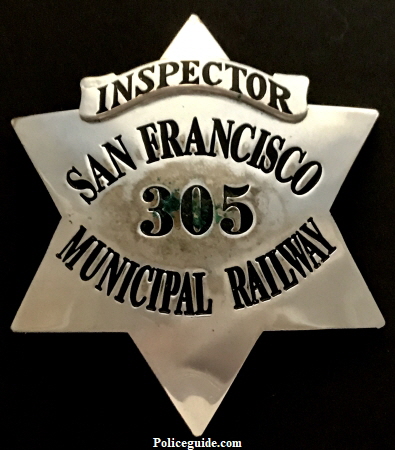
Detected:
left=12, top=15, right=384, bottom=436
left=79, top=59, right=309, bottom=122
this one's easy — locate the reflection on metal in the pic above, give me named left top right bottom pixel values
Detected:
left=12, top=15, right=384, bottom=436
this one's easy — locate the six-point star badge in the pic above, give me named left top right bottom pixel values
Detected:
left=11, top=15, right=384, bottom=435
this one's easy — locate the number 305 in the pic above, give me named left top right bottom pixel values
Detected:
left=140, top=184, right=254, bottom=237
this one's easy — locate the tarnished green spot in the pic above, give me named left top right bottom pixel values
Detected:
left=162, top=189, right=180, bottom=217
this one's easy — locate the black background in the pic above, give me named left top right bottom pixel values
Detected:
left=1, top=1, right=395, bottom=448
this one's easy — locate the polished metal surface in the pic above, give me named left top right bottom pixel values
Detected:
left=11, top=15, right=384, bottom=436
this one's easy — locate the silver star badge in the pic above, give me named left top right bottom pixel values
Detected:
left=12, top=15, right=384, bottom=435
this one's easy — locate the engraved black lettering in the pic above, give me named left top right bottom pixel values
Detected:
left=181, top=185, right=213, bottom=236
left=174, top=273, right=195, bottom=315
left=291, top=162, right=323, bottom=195
left=246, top=72, right=267, bottom=100
left=180, top=61, right=200, bottom=85
left=268, top=79, right=292, bottom=113
left=209, top=118, right=235, bottom=158
left=114, top=261, right=140, bottom=303
left=56, top=226, right=97, bottom=270
left=101, top=135, right=136, bottom=178
left=276, top=234, right=313, bottom=278
left=158, top=119, right=186, bottom=158
left=231, top=123, right=256, bottom=163
left=266, top=249, right=298, bottom=290
left=158, top=62, right=179, bottom=88
left=247, top=129, right=271, bottom=169
left=297, top=218, right=336, bottom=267
left=159, top=271, right=182, bottom=314
left=247, top=261, right=270, bottom=303
left=227, top=218, right=336, bottom=312
left=95, top=251, right=130, bottom=298
left=66, top=166, right=98, bottom=205
left=260, top=135, right=284, bottom=173
left=193, top=272, right=213, bottom=315
left=275, top=147, right=306, bottom=183
left=80, top=240, right=108, bottom=281
left=96, top=85, right=108, bottom=114
left=87, top=154, right=118, bottom=192
left=255, top=255, right=282, bottom=297
left=137, top=122, right=160, bottom=164
left=129, top=265, right=155, bottom=307
left=135, top=66, right=155, bottom=97
left=224, top=266, right=254, bottom=309
left=300, top=218, right=336, bottom=255
left=146, top=268, right=165, bottom=311
left=296, top=232, right=329, bottom=269
left=140, top=186, right=174, bottom=237
left=185, top=117, right=208, bottom=155
left=225, top=63, right=247, bottom=94
left=221, top=185, right=253, bottom=235
left=112, top=73, right=133, bottom=108
left=202, top=61, right=222, bottom=86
